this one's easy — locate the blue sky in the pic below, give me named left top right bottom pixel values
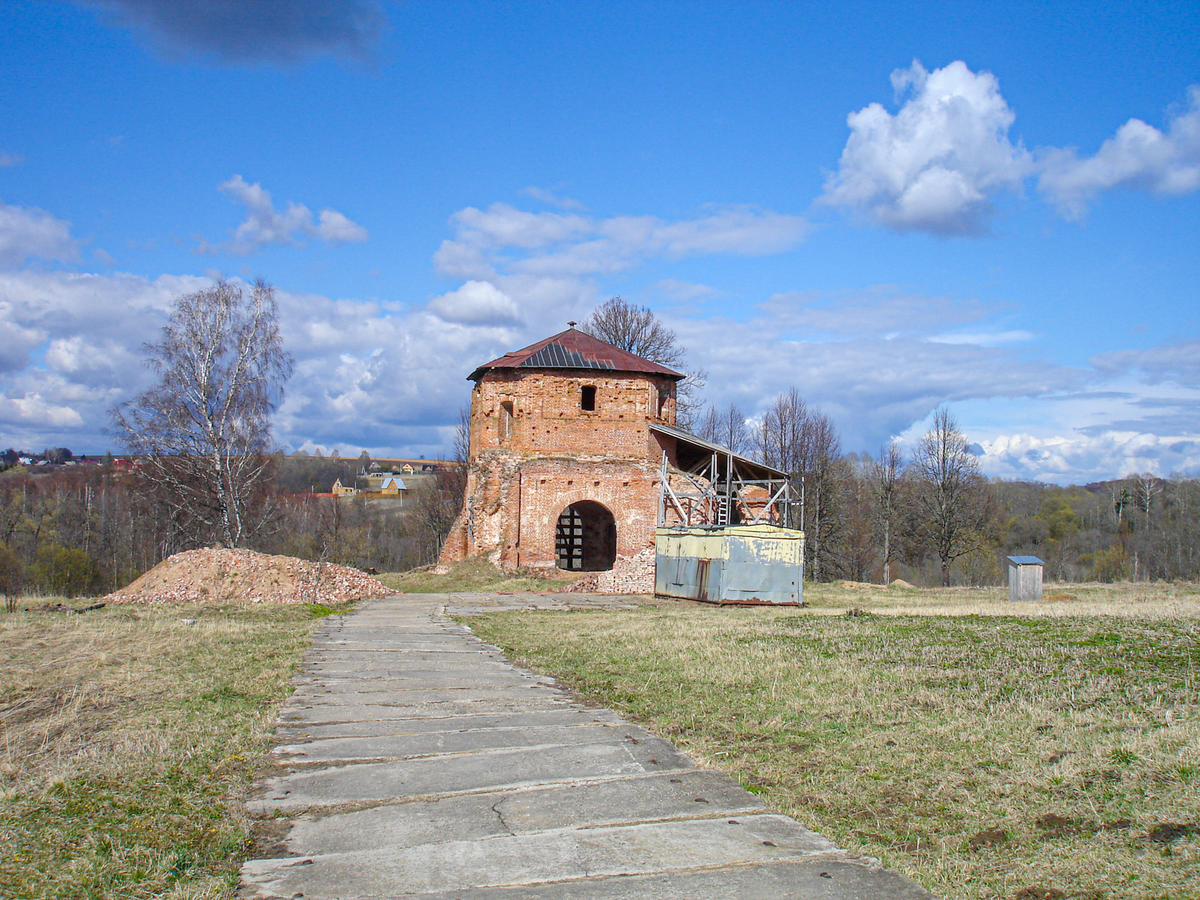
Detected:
left=1, top=0, right=1197, bottom=482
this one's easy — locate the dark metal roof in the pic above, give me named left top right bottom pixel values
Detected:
left=521, top=343, right=615, bottom=371
left=650, top=423, right=788, bottom=481
left=468, top=326, right=685, bottom=382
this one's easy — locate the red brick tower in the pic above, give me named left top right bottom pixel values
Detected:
left=437, top=325, right=684, bottom=586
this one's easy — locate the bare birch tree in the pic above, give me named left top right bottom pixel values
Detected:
left=868, top=441, right=904, bottom=584
left=581, top=296, right=707, bottom=428
left=109, top=279, right=293, bottom=550
left=696, top=402, right=750, bottom=454
left=910, top=408, right=991, bottom=586
left=754, top=388, right=844, bottom=580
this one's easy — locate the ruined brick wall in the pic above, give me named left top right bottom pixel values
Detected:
left=470, top=369, right=677, bottom=458
left=440, top=453, right=662, bottom=569
left=437, top=367, right=685, bottom=590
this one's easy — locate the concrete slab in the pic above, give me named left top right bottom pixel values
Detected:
left=271, top=706, right=625, bottom=741
left=404, top=858, right=937, bottom=900
left=271, top=721, right=652, bottom=763
left=241, top=814, right=842, bottom=897
left=279, top=771, right=768, bottom=854
left=250, top=736, right=694, bottom=811
left=239, top=594, right=938, bottom=899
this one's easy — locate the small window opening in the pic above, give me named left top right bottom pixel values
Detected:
left=500, top=401, right=513, bottom=443
left=657, top=388, right=668, bottom=418
left=581, top=385, right=596, bottom=411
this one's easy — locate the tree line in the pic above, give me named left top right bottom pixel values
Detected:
left=589, top=297, right=1200, bottom=587
left=0, top=456, right=465, bottom=605
left=688, top=393, right=1200, bottom=586
left=4, top=287, right=1195, bottom=604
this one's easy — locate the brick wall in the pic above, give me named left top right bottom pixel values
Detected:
left=470, top=370, right=677, bottom=458
left=438, top=366, right=685, bottom=586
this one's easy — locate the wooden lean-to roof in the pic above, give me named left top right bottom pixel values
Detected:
left=468, top=326, right=685, bottom=382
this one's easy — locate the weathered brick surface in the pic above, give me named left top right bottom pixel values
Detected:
left=439, top=364, right=683, bottom=592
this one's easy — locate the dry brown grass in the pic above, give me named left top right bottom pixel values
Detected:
left=0, top=599, right=329, bottom=899
left=380, top=555, right=579, bottom=593
left=468, top=585, right=1200, bottom=900
left=804, top=580, right=1200, bottom=620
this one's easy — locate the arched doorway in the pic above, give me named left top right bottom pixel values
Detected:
left=555, top=500, right=616, bottom=571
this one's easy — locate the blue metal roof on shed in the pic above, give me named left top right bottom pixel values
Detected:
left=1007, top=555, right=1044, bottom=565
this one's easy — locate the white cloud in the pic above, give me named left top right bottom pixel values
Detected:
left=0, top=201, right=80, bottom=267
left=1091, top=336, right=1200, bottom=387
left=978, top=431, right=1200, bottom=483
left=200, top=175, right=368, bottom=255
left=822, top=60, right=1032, bottom=236
left=927, top=330, right=1034, bottom=346
left=315, top=208, right=369, bottom=243
left=0, top=392, right=85, bottom=428
left=450, top=203, right=591, bottom=251
left=653, top=279, right=717, bottom=302
left=427, top=280, right=521, bottom=326
left=437, top=202, right=809, bottom=284
left=758, top=289, right=999, bottom=339
left=1039, top=86, right=1200, bottom=218
left=519, top=186, right=586, bottom=210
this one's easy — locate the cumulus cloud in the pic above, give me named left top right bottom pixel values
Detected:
left=0, top=270, right=208, bottom=446
left=427, top=281, right=522, bottom=326
left=0, top=201, right=80, bottom=268
left=0, top=393, right=84, bottom=428
left=666, top=296, right=1083, bottom=455
left=77, top=0, right=387, bottom=65
left=822, top=60, right=1032, bottom=236
left=978, top=430, right=1200, bottom=483
left=1038, top=86, right=1200, bottom=218
left=199, top=175, right=368, bottom=255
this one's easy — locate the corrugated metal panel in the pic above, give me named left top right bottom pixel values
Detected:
left=469, top=327, right=685, bottom=381
left=654, top=525, right=804, bottom=605
left=520, top=342, right=616, bottom=371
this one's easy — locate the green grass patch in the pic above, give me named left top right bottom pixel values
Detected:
left=0, top=600, right=333, bottom=899
left=379, top=556, right=578, bottom=594
left=468, top=605, right=1200, bottom=900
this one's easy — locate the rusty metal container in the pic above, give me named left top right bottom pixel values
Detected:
left=654, top=525, right=804, bottom=605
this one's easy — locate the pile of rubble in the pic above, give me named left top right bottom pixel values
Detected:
left=103, top=548, right=392, bottom=606
left=560, top=548, right=656, bottom=595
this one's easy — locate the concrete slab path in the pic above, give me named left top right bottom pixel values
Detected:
left=239, top=594, right=937, bottom=899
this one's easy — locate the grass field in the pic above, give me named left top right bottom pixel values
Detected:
left=3, top=569, right=1197, bottom=900
left=379, top=555, right=580, bottom=593
left=467, top=584, right=1200, bottom=900
left=0, top=599, right=332, bottom=900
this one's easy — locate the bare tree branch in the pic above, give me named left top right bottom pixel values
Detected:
left=909, top=407, right=992, bottom=586
left=580, top=296, right=706, bottom=427
left=109, top=279, right=293, bottom=550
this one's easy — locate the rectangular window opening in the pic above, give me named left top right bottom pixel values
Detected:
left=500, top=401, right=514, bottom=442
left=581, top=385, right=596, bottom=411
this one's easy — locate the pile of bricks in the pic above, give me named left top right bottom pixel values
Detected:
left=595, top=547, right=656, bottom=594
left=103, top=548, right=392, bottom=606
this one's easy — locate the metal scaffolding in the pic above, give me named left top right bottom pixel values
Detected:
left=651, top=424, right=794, bottom=529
